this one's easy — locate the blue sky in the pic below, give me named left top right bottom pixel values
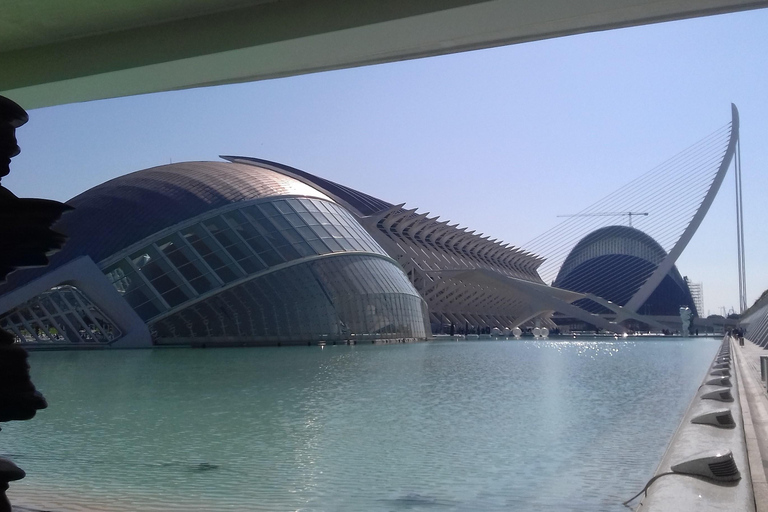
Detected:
left=6, top=8, right=768, bottom=316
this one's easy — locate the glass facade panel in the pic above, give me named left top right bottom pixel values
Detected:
left=231, top=209, right=285, bottom=267
left=202, top=217, right=266, bottom=274
left=286, top=198, right=307, bottom=212
left=273, top=200, right=293, bottom=215
left=314, top=211, right=333, bottom=226
left=156, top=235, right=217, bottom=295
left=180, top=225, right=241, bottom=283
left=130, top=247, right=191, bottom=308
left=277, top=227, right=314, bottom=257
left=104, top=261, right=164, bottom=320
left=151, top=254, right=428, bottom=344
left=310, top=223, right=331, bottom=238
left=322, top=238, right=343, bottom=252
left=335, top=237, right=355, bottom=251
left=274, top=225, right=298, bottom=246
left=313, top=199, right=332, bottom=213
left=283, top=212, right=303, bottom=228
left=306, top=238, right=331, bottom=255
left=102, top=197, right=398, bottom=327
left=257, top=202, right=281, bottom=217
left=298, top=212, right=318, bottom=225
left=267, top=213, right=293, bottom=232
left=323, top=224, right=342, bottom=238
left=296, top=225, right=317, bottom=241
left=273, top=239, right=302, bottom=261
left=302, top=199, right=320, bottom=212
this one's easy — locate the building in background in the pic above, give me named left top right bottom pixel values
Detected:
left=523, top=105, right=740, bottom=333
left=0, top=99, right=742, bottom=348
left=2, top=155, right=591, bottom=347
left=0, top=162, right=431, bottom=347
left=226, top=156, right=564, bottom=335
left=552, top=226, right=698, bottom=331
left=740, top=290, right=768, bottom=346
left=685, top=278, right=704, bottom=317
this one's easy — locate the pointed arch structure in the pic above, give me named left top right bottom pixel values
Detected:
left=527, top=104, right=740, bottom=329
left=623, top=104, right=739, bottom=313
left=554, top=225, right=699, bottom=317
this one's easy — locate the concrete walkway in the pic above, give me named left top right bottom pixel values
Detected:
left=734, top=337, right=768, bottom=512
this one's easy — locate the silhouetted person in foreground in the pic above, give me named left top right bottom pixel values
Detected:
left=0, top=95, right=72, bottom=512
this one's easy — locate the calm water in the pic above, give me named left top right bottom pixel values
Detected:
left=3, top=337, right=719, bottom=512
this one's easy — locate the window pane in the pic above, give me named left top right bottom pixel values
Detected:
left=181, top=226, right=241, bottom=283
left=273, top=200, right=293, bottom=215
left=269, top=214, right=292, bottom=231
left=292, top=241, right=315, bottom=258
left=258, top=202, right=281, bottom=217
left=313, top=211, right=333, bottom=226
left=299, top=212, right=318, bottom=225
left=324, top=224, right=342, bottom=238
left=284, top=213, right=304, bottom=228
left=323, top=238, right=343, bottom=252
left=157, top=235, right=217, bottom=295
left=130, top=246, right=191, bottom=307
left=307, top=239, right=331, bottom=255
left=288, top=199, right=307, bottom=212
left=125, top=287, right=163, bottom=320
left=296, top=226, right=318, bottom=241
left=303, top=199, right=321, bottom=212
left=336, top=238, right=354, bottom=251
left=277, top=243, right=301, bottom=261
left=279, top=227, right=304, bottom=246
left=311, top=224, right=331, bottom=238
left=105, top=261, right=138, bottom=294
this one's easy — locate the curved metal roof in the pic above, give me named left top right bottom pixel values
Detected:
left=555, top=225, right=666, bottom=284
left=223, top=156, right=394, bottom=216
left=553, top=225, right=695, bottom=315
left=1, top=161, right=331, bottom=291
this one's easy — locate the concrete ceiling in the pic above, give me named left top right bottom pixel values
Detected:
left=2, top=0, right=767, bottom=108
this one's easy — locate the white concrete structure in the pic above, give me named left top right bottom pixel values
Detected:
left=740, top=292, right=768, bottom=347
left=635, top=341, right=754, bottom=512
left=2, top=1, right=767, bottom=108
left=685, top=278, right=705, bottom=316
left=228, top=156, right=644, bottom=334
left=0, top=257, right=150, bottom=347
left=0, top=161, right=431, bottom=347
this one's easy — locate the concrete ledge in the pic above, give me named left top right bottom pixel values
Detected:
left=733, top=337, right=768, bottom=511
left=0, top=256, right=151, bottom=348
left=635, top=339, right=754, bottom=511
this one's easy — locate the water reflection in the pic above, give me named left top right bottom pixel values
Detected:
left=534, top=339, right=636, bottom=357
left=3, top=338, right=718, bottom=511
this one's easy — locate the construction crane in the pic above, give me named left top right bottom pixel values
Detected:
left=556, top=211, right=649, bottom=228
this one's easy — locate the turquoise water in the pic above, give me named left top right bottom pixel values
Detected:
left=3, top=338, right=719, bottom=511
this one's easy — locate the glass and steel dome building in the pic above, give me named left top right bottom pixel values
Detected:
left=553, top=225, right=698, bottom=317
left=0, top=161, right=430, bottom=347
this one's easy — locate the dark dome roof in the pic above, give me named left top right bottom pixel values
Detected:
left=554, top=225, right=696, bottom=316
left=1, top=161, right=330, bottom=291
left=556, top=225, right=666, bottom=283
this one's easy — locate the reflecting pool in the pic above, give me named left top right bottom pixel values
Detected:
left=3, top=337, right=720, bottom=511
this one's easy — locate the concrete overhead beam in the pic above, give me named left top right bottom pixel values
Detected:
left=2, top=0, right=767, bottom=108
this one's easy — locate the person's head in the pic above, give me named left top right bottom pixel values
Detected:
left=0, top=96, right=28, bottom=179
